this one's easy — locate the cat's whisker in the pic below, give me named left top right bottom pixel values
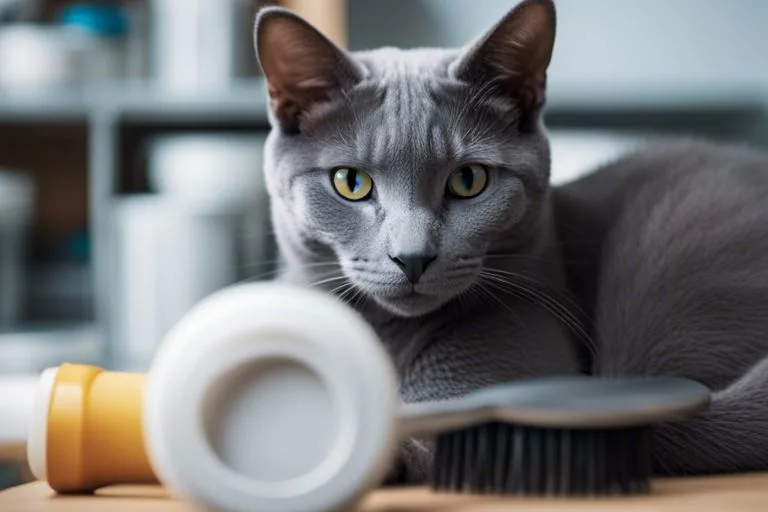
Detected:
left=481, top=273, right=572, bottom=334
left=479, top=270, right=596, bottom=355
left=482, top=267, right=592, bottom=329
left=336, top=287, right=353, bottom=302
left=454, top=286, right=468, bottom=313
left=234, top=266, right=292, bottom=284
left=308, top=267, right=350, bottom=282
left=484, top=269, right=587, bottom=319
left=474, top=282, right=526, bottom=332
left=349, top=288, right=367, bottom=309
left=335, top=283, right=360, bottom=304
left=309, top=274, right=349, bottom=289
left=456, top=281, right=484, bottom=314
left=481, top=272, right=583, bottom=333
left=329, top=281, right=353, bottom=297
left=502, top=284, right=596, bottom=356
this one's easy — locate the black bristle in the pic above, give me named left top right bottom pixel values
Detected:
left=429, top=422, right=655, bottom=497
left=493, top=423, right=508, bottom=490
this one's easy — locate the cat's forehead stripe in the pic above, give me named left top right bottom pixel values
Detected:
left=346, top=51, right=461, bottom=171
left=315, top=47, right=515, bottom=172
left=360, top=87, right=450, bottom=172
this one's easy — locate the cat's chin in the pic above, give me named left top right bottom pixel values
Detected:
left=372, top=292, right=447, bottom=318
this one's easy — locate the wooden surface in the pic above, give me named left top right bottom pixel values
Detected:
left=2, top=473, right=768, bottom=511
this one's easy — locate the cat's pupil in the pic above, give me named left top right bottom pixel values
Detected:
left=346, top=169, right=360, bottom=192
left=460, top=167, right=474, bottom=190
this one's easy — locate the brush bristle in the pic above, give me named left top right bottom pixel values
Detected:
left=429, top=422, right=653, bottom=497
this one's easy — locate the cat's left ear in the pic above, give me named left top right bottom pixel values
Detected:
left=254, top=7, right=364, bottom=134
left=451, top=0, right=556, bottom=126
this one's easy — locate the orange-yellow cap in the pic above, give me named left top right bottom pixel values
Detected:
left=27, top=363, right=157, bottom=492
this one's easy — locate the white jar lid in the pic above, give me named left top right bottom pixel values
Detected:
left=146, top=134, right=267, bottom=209
left=143, top=282, right=399, bottom=512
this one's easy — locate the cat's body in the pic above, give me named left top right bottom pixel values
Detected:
left=254, top=0, right=768, bottom=483
left=556, top=139, right=768, bottom=475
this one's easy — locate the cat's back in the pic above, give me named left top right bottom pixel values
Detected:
left=553, top=137, right=768, bottom=226
left=552, top=138, right=768, bottom=322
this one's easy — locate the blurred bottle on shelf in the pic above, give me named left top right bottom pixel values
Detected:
left=0, top=2, right=132, bottom=91
left=111, top=133, right=270, bottom=371
left=148, top=0, right=255, bottom=92
left=57, top=3, right=129, bottom=85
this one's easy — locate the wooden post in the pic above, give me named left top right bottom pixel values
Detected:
left=277, top=0, right=348, bottom=49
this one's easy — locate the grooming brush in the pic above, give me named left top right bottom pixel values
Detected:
left=20, top=281, right=711, bottom=512
left=408, top=375, right=711, bottom=497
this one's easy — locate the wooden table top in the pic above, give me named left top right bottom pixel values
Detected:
left=2, top=473, right=768, bottom=511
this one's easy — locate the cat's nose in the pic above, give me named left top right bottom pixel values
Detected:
left=390, top=253, right=437, bottom=284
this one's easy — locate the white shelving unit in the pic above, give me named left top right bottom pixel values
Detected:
left=0, top=79, right=273, bottom=372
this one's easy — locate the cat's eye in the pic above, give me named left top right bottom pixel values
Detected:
left=447, top=164, right=488, bottom=198
left=332, top=167, right=374, bottom=201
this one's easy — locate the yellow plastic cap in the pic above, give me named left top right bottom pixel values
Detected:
left=27, top=363, right=157, bottom=492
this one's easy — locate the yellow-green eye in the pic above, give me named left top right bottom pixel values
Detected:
left=332, top=167, right=373, bottom=201
left=447, top=164, right=488, bottom=198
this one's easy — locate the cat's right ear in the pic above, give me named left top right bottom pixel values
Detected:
left=451, top=0, right=556, bottom=131
left=254, top=7, right=364, bottom=134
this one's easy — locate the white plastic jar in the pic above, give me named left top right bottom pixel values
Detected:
left=143, top=282, right=401, bottom=512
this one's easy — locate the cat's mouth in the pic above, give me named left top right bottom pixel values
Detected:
left=373, top=284, right=428, bottom=302
left=373, top=290, right=439, bottom=317
left=363, top=279, right=470, bottom=317
left=339, top=258, right=481, bottom=317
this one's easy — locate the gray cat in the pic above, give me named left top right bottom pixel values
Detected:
left=253, top=0, right=768, bottom=483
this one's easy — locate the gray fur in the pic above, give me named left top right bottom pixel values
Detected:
left=555, top=139, right=768, bottom=474
left=254, top=0, right=768, bottom=483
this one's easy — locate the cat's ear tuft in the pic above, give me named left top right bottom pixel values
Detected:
left=254, top=7, right=363, bottom=134
left=452, top=0, right=556, bottom=122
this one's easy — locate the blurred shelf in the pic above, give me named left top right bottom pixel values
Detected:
left=0, top=79, right=271, bottom=124
left=0, top=323, right=102, bottom=374
left=111, top=81, right=271, bottom=123
left=2, top=78, right=767, bottom=124
left=547, top=81, right=768, bottom=113
left=0, top=91, right=89, bottom=122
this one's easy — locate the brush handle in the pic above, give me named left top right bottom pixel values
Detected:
left=398, top=399, right=494, bottom=438
left=397, top=375, right=712, bottom=440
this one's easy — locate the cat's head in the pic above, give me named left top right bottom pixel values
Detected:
left=254, top=0, right=556, bottom=317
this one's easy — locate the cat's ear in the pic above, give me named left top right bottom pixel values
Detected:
left=451, top=0, right=556, bottom=126
left=254, top=7, right=364, bottom=134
